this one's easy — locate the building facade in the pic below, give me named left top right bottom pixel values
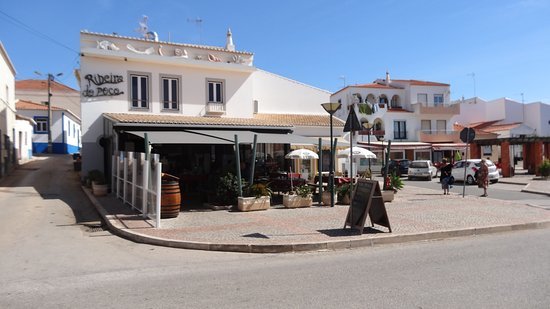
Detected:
left=330, top=72, right=461, bottom=166
left=79, top=29, right=342, bottom=195
left=0, top=41, right=17, bottom=178
left=16, top=79, right=81, bottom=117
left=16, top=100, right=81, bottom=154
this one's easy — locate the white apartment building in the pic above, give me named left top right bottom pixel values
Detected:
left=331, top=72, right=460, bottom=165
left=79, top=29, right=342, bottom=188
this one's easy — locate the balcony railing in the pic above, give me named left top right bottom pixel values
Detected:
left=205, top=102, right=226, bottom=115
left=418, top=130, right=459, bottom=143
left=413, top=103, right=460, bottom=115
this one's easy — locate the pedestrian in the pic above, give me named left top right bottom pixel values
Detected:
left=440, top=158, right=453, bottom=195
left=479, top=159, right=489, bottom=197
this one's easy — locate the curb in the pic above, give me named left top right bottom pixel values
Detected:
left=82, top=186, right=550, bottom=254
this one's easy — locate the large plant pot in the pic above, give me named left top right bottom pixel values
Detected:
left=381, top=190, right=394, bottom=202
left=338, top=194, right=351, bottom=205
left=283, top=194, right=312, bottom=208
left=321, top=191, right=336, bottom=206
left=92, top=181, right=108, bottom=196
left=237, top=196, right=271, bottom=212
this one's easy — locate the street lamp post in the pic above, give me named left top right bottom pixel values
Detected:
left=362, top=122, right=373, bottom=179
left=35, top=71, right=63, bottom=153
left=321, top=102, right=342, bottom=207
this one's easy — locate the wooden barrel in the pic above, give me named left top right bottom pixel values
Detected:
left=161, top=180, right=181, bottom=218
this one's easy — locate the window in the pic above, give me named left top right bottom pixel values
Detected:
left=483, top=146, right=492, bottom=156
left=417, top=93, right=428, bottom=105
left=434, top=94, right=444, bottom=106
left=130, top=74, right=149, bottom=109
left=421, top=120, right=431, bottom=133
left=35, top=117, right=48, bottom=133
left=436, top=120, right=446, bottom=133
left=161, top=77, right=180, bottom=110
left=207, top=80, right=224, bottom=103
left=393, top=120, right=407, bottom=139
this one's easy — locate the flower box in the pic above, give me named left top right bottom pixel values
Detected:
left=283, top=194, right=312, bottom=208
left=237, top=196, right=271, bottom=212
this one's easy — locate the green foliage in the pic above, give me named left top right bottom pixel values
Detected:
left=539, top=159, right=550, bottom=177
left=336, top=183, right=351, bottom=199
left=215, top=172, right=240, bottom=205
left=88, top=169, right=106, bottom=184
left=245, top=183, right=273, bottom=198
left=295, top=184, right=312, bottom=198
left=358, top=103, right=373, bottom=115
left=388, top=172, right=404, bottom=192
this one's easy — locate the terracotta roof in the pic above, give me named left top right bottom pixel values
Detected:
left=253, top=113, right=344, bottom=127
left=103, top=113, right=345, bottom=128
left=16, top=79, right=78, bottom=92
left=478, top=122, right=522, bottom=133
left=468, top=120, right=501, bottom=129
left=16, top=99, right=63, bottom=111
left=392, top=79, right=450, bottom=87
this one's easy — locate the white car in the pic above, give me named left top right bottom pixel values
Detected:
left=451, top=159, right=500, bottom=185
left=408, top=160, right=438, bottom=180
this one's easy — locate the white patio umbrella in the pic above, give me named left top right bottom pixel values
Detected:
left=285, top=149, right=319, bottom=190
left=337, top=147, right=376, bottom=159
left=285, top=149, right=319, bottom=159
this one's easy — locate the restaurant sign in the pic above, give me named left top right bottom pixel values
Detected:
left=82, top=73, right=124, bottom=97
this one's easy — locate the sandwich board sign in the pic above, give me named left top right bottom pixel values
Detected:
left=344, top=178, right=391, bottom=234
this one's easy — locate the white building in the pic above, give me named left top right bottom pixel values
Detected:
left=14, top=114, right=35, bottom=163
left=16, top=100, right=81, bottom=154
left=331, top=72, right=460, bottom=166
left=79, top=29, right=341, bottom=188
left=1, top=41, right=17, bottom=178
left=16, top=79, right=81, bottom=118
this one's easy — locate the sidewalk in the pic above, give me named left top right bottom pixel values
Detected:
left=84, top=177, right=550, bottom=254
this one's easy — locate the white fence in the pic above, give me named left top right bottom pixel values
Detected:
left=112, top=151, right=162, bottom=228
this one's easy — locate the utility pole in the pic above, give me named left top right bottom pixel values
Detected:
left=35, top=71, right=62, bottom=153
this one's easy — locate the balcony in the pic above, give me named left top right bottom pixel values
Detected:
left=413, top=103, right=460, bottom=115
left=205, top=102, right=226, bottom=116
left=419, top=130, right=459, bottom=143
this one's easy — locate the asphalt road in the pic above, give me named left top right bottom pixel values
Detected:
left=1, top=156, right=549, bottom=308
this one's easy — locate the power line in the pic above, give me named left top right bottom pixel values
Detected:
left=0, top=9, right=78, bottom=54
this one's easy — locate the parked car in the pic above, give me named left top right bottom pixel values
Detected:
left=381, top=159, right=410, bottom=177
left=451, top=159, right=500, bottom=185
left=408, top=160, right=438, bottom=180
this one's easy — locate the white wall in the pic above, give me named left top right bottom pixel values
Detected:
left=14, top=119, right=33, bottom=162
left=451, top=97, right=488, bottom=125
left=0, top=44, right=16, bottom=142
left=253, top=69, right=330, bottom=115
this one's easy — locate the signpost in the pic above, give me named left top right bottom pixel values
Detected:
left=459, top=127, right=476, bottom=198
left=344, top=179, right=391, bottom=233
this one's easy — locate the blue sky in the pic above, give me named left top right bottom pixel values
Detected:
left=1, top=0, right=549, bottom=102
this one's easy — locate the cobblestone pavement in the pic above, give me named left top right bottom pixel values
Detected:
left=84, top=175, right=550, bottom=253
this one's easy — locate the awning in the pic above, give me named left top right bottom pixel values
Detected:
left=432, top=143, right=467, bottom=151
left=357, top=141, right=432, bottom=150
left=126, top=130, right=322, bottom=145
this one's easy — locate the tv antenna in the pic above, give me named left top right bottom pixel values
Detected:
left=187, top=17, right=203, bottom=44
left=136, top=15, right=149, bottom=38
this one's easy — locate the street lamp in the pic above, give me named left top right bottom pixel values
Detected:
left=362, top=121, right=373, bottom=179
left=35, top=71, right=63, bottom=154
left=321, top=102, right=342, bottom=207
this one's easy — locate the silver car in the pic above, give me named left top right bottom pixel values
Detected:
left=408, top=160, right=438, bottom=180
left=451, top=159, right=500, bottom=185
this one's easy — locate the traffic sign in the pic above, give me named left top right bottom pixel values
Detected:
left=460, top=127, right=475, bottom=143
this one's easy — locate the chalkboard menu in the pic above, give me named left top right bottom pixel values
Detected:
left=344, top=179, right=392, bottom=234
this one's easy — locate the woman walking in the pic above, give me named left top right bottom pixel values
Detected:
left=440, top=159, right=453, bottom=195
left=478, top=159, right=489, bottom=197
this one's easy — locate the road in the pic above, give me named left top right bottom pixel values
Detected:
left=1, top=155, right=549, bottom=308
left=402, top=176, right=550, bottom=209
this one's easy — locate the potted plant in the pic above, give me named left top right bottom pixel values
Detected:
left=382, top=172, right=403, bottom=202
left=336, top=183, right=352, bottom=205
left=238, top=183, right=272, bottom=211
left=88, top=169, right=108, bottom=196
left=283, top=184, right=313, bottom=208
left=539, top=159, right=550, bottom=179
left=212, top=172, right=240, bottom=209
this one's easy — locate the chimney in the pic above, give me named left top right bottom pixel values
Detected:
left=225, top=28, right=235, bottom=51
left=385, top=70, right=391, bottom=85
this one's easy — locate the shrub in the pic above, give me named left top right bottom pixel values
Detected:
left=245, top=183, right=272, bottom=198
left=539, top=159, right=550, bottom=178
left=215, top=172, right=240, bottom=205
left=295, top=184, right=312, bottom=198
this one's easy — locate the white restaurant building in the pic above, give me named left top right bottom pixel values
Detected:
left=79, top=30, right=343, bottom=194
